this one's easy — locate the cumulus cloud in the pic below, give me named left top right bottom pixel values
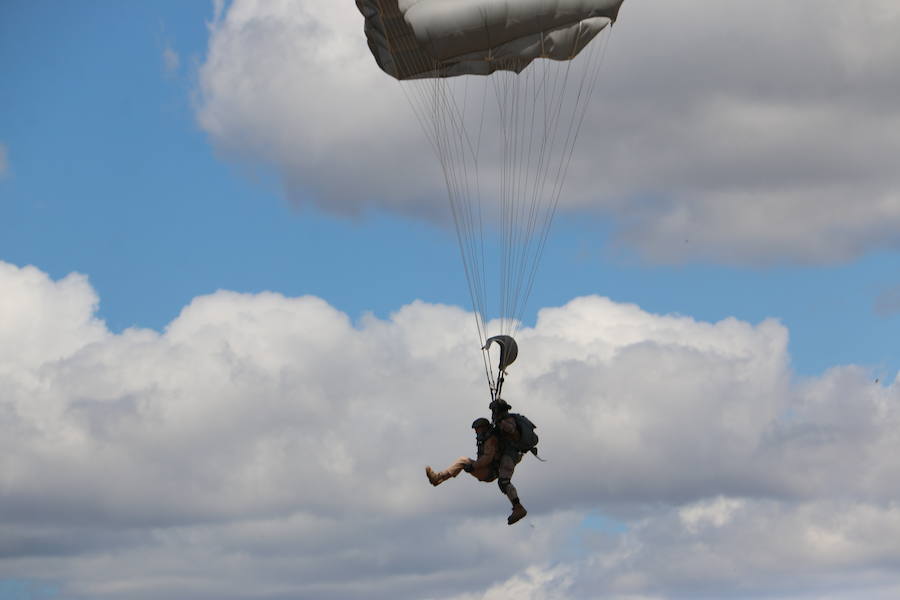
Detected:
left=1, top=259, right=900, bottom=599
left=457, top=500, right=900, bottom=600
left=195, top=0, right=900, bottom=264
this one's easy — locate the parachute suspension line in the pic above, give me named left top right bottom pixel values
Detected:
left=429, top=74, right=495, bottom=389
left=496, top=68, right=508, bottom=336
left=374, top=1, right=617, bottom=395
left=508, top=59, right=527, bottom=336
left=434, top=79, right=488, bottom=342
left=511, top=26, right=615, bottom=333
left=513, top=53, right=578, bottom=334
left=515, top=28, right=614, bottom=330
left=492, top=52, right=574, bottom=338
left=416, top=39, right=585, bottom=346
left=508, top=59, right=563, bottom=332
left=469, top=83, right=493, bottom=391
left=511, top=59, right=531, bottom=335
left=448, top=81, right=489, bottom=334
left=516, top=61, right=550, bottom=328
left=474, top=86, right=489, bottom=354
left=508, top=57, right=566, bottom=335
left=445, top=72, right=497, bottom=392
left=372, top=2, right=496, bottom=391
left=377, top=6, right=490, bottom=363
left=414, top=72, right=495, bottom=387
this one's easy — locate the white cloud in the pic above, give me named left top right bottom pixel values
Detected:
left=0, top=142, right=8, bottom=178
left=195, top=0, right=900, bottom=264
left=162, top=43, right=180, bottom=76
left=458, top=500, right=900, bottom=600
left=679, top=496, right=745, bottom=533
left=1, top=260, right=900, bottom=598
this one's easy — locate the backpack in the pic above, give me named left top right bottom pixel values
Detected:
left=509, top=413, right=539, bottom=453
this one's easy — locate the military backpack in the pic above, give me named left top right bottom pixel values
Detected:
left=509, top=413, right=539, bottom=454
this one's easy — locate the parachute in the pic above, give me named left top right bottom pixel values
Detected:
left=357, top=0, right=623, bottom=80
left=357, top=0, right=624, bottom=397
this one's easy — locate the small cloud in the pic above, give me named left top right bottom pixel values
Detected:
left=162, top=43, right=180, bottom=77
left=157, top=19, right=180, bottom=78
left=212, top=0, right=226, bottom=26
left=874, top=284, right=900, bottom=317
left=0, top=143, right=8, bottom=179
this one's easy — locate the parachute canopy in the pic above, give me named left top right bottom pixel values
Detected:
left=357, top=0, right=624, bottom=79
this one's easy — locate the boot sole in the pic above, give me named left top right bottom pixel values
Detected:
left=508, top=510, right=527, bottom=525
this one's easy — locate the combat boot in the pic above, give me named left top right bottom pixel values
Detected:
left=508, top=502, right=527, bottom=525
left=425, top=466, right=442, bottom=486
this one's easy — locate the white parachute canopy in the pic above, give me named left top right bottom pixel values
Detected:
left=357, top=0, right=624, bottom=389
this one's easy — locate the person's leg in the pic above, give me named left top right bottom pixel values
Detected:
left=426, top=457, right=471, bottom=486
left=498, top=454, right=526, bottom=524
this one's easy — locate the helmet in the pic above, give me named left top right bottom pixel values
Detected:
left=489, top=398, right=512, bottom=413
left=471, top=417, right=491, bottom=430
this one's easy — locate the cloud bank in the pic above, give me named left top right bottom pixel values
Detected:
left=2, top=259, right=899, bottom=599
left=195, top=0, right=900, bottom=265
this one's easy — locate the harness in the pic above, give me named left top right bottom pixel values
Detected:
left=475, top=432, right=501, bottom=478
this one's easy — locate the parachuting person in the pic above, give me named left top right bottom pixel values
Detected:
left=490, top=398, right=529, bottom=525
left=425, top=338, right=535, bottom=525
left=425, top=416, right=529, bottom=525
left=358, top=0, right=623, bottom=526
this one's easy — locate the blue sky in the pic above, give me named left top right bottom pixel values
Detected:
left=2, top=0, right=898, bottom=379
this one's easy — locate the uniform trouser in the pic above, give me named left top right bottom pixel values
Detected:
left=498, top=452, right=522, bottom=505
left=435, top=457, right=473, bottom=483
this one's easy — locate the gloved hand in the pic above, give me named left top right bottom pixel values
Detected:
left=463, top=461, right=474, bottom=473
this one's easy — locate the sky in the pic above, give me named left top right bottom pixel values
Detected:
left=2, top=1, right=900, bottom=599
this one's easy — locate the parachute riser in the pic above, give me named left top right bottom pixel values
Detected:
left=490, top=371, right=506, bottom=403
left=496, top=372, right=506, bottom=401
left=483, top=334, right=516, bottom=402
